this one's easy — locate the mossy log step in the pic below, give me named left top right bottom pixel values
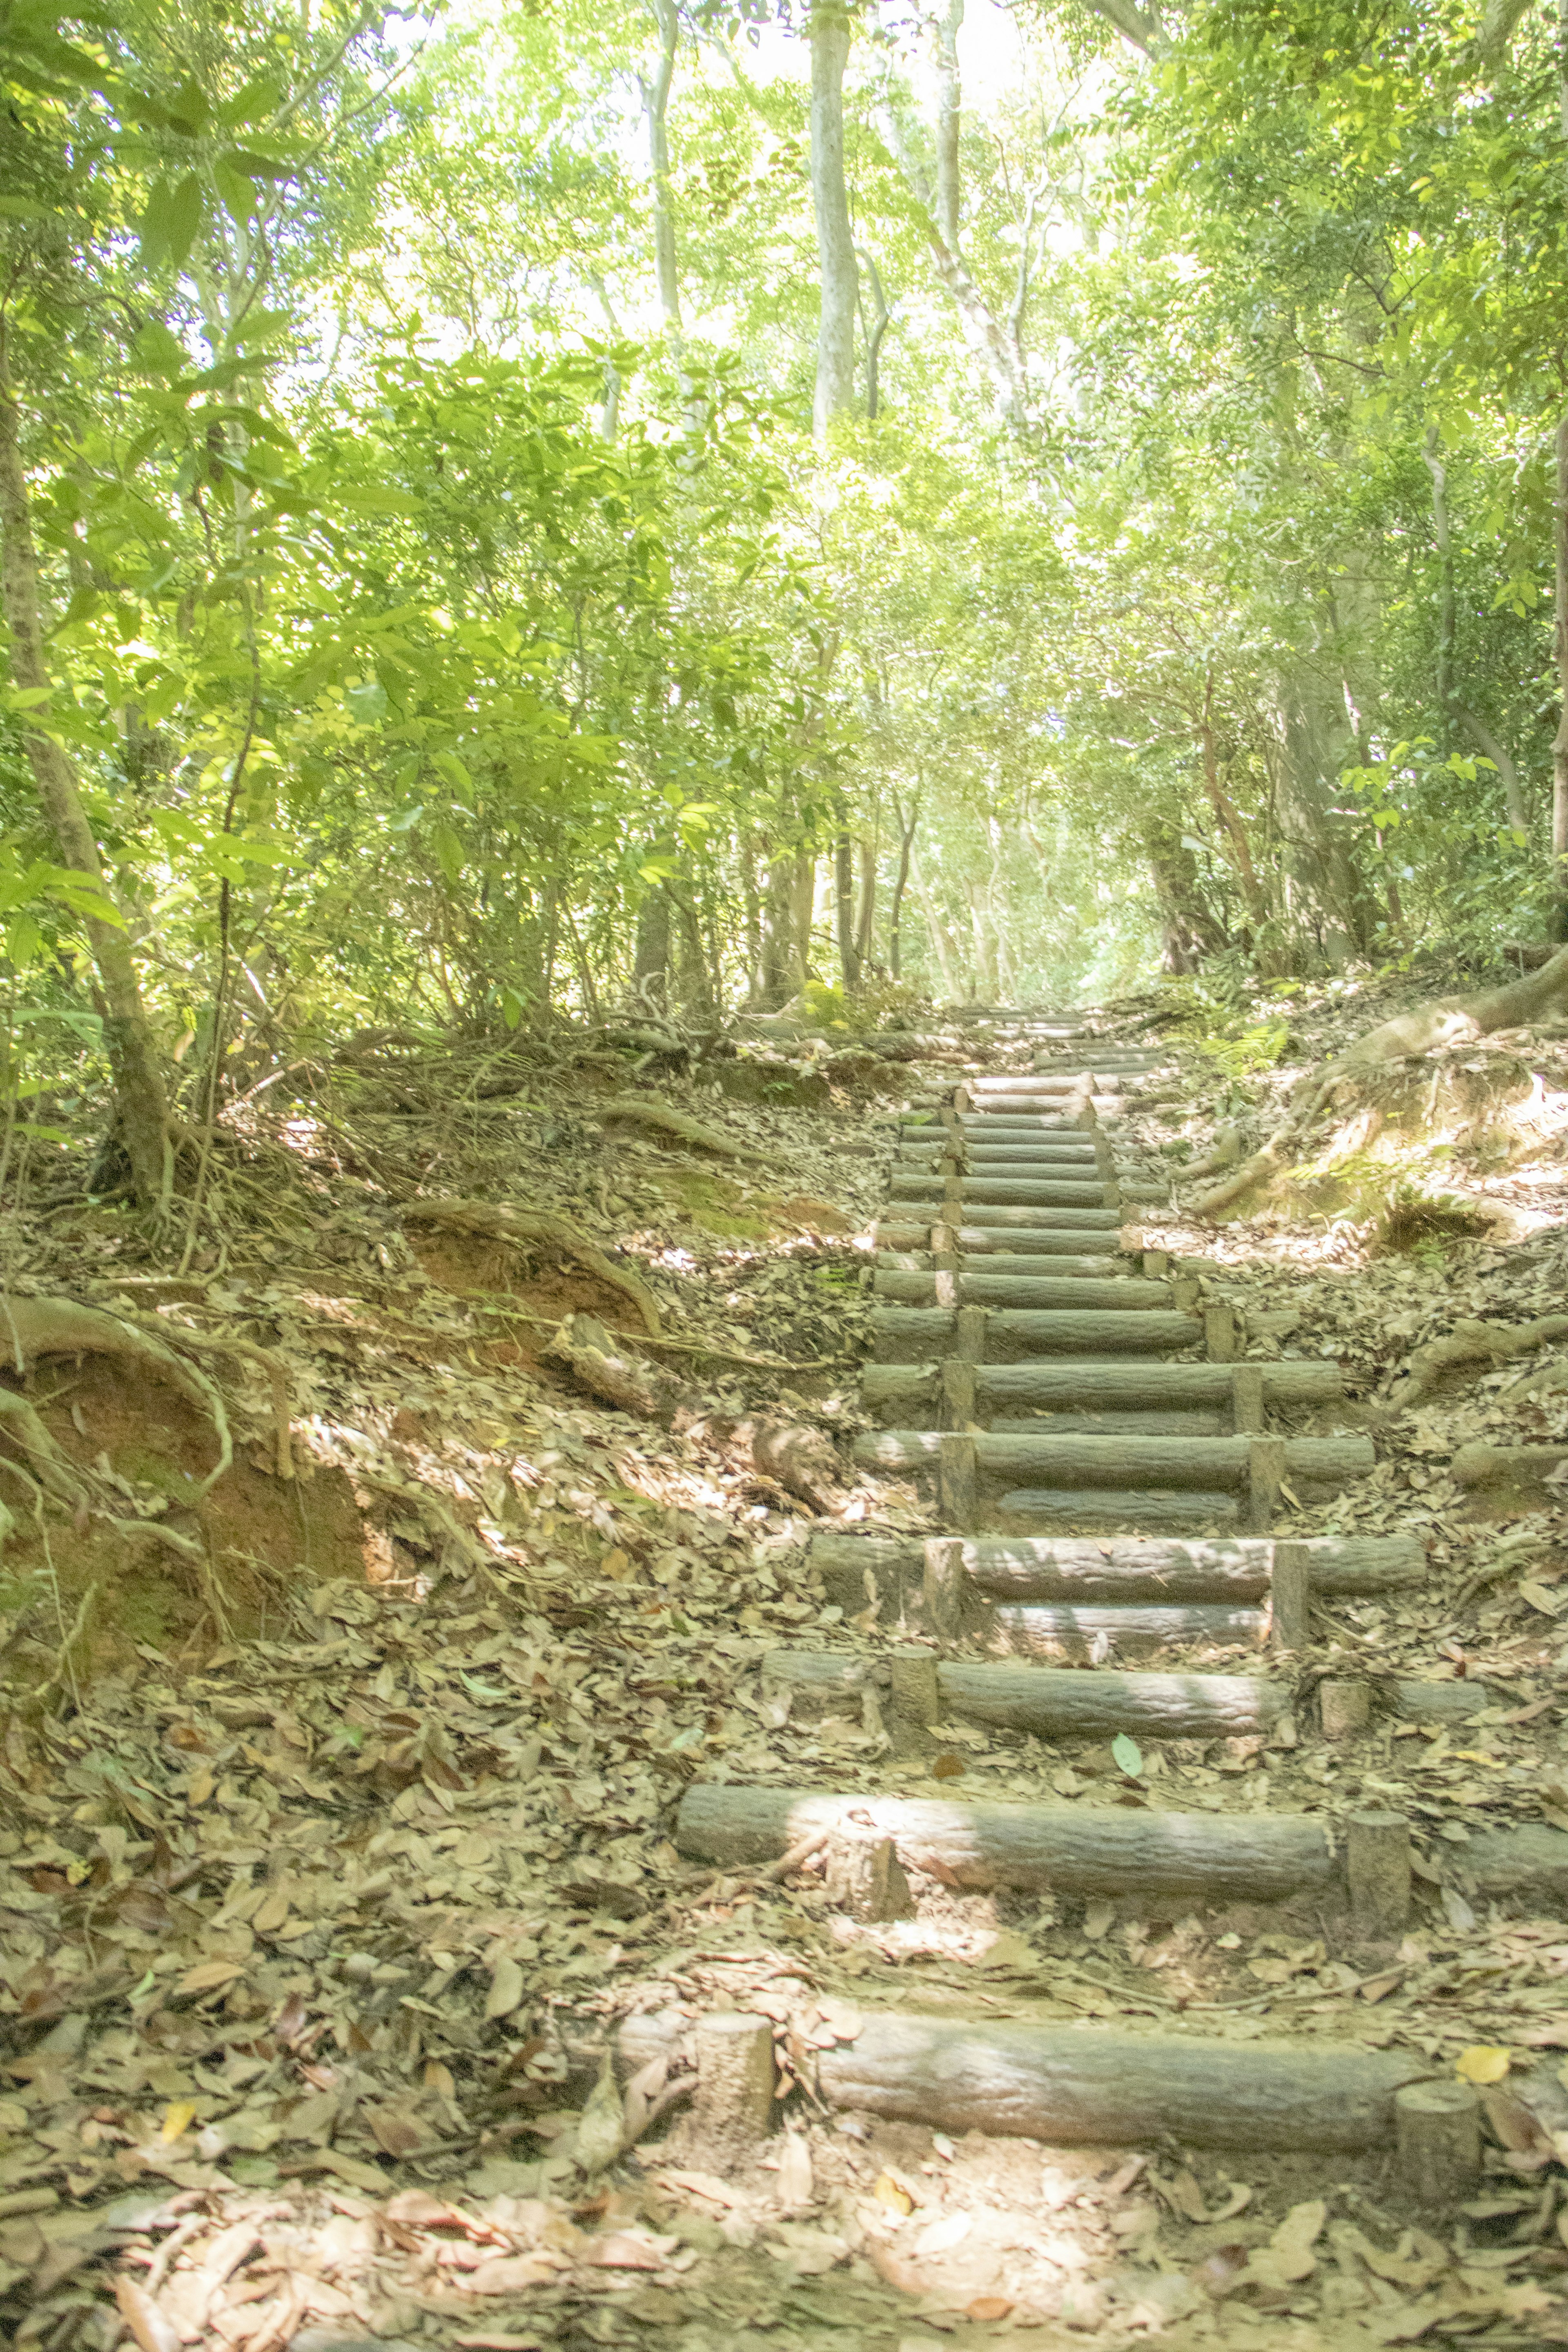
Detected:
left=809, top=1530, right=1424, bottom=1604
left=989, top=1412, right=1228, bottom=1438
left=897, top=1143, right=1100, bottom=1166
left=960, top=1097, right=1120, bottom=1119
left=891, top=1174, right=1115, bottom=1207
left=873, top=1251, right=1124, bottom=1281
left=873, top=1273, right=1169, bottom=1310
left=856, top=1428, right=1374, bottom=1493
left=962, top=1204, right=1124, bottom=1229
left=675, top=1786, right=1332, bottom=1900
left=866, top=1307, right=1199, bottom=1361
left=973, top=1074, right=1122, bottom=1095
left=988, top=1601, right=1267, bottom=1653
left=765, top=1648, right=1287, bottom=1736
left=999, top=1490, right=1241, bottom=1532
left=617, top=2011, right=1430, bottom=2152
left=955, top=1116, right=1098, bottom=1136
left=869, top=1224, right=1133, bottom=1257
left=862, top=1359, right=1341, bottom=1415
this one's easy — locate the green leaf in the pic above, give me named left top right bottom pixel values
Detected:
left=345, top=679, right=389, bottom=726
left=432, top=821, right=465, bottom=887
left=1111, top=1734, right=1143, bottom=1779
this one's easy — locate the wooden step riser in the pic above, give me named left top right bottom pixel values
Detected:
left=864, top=1361, right=1340, bottom=1413
left=873, top=1273, right=1169, bottom=1310
left=869, top=1308, right=1200, bottom=1362
left=876, top=1252, right=1126, bottom=1280
left=874, top=1225, right=1131, bottom=1255
left=810, top=1530, right=1424, bottom=1605
left=891, top=1177, right=1118, bottom=1207
left=619, top=2009, right=1432, bottom=2156
left=856, top=1430, right=1374, bottom=1496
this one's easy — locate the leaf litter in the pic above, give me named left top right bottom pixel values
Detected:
left=2, top=1003, right=1568, bottom=2348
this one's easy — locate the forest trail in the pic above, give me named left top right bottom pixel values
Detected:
left=3, top=1007, right=1568, bottom=2352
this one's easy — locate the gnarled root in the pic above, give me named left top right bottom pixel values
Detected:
left=0, top=1296, right=233, bottom=1496
left=1388, top=1314, right=1568, bottom=1410
left=742, top=1418, right=844, bottom=1513
left=1188, top=943, right=1568, bottom=1218
left=546, top=1315, right=696, bottom=1423
left=595, top=1095, right=762, bottom=1163
left=402, top=1198, right=663, bottom=1334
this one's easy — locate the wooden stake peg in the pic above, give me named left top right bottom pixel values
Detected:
left=921, top=1536, right=967, bottom=1640
left=693, top=2013, right=777, bottom=2140
left=889, top=1646, right=941, bottom=1726
left=1231, top=1365, right=1266, bottom=1435
left=825, top=1833, right=915, bottom=1922
left=1347, top=1809, right=1411, bottom=1943
left=930, top=1222, right=959, bottom=1268
left=1205, top=1303, right=1239, bottom=1361
left=940, top=1358, right=978, bottom=1432
left=1269, top=1539, right=1312, bottom=1653
left=1246, top=1437, right=1287, bottom=1534
left=1395, top=2080, right=1481, bottom=2209
left=1320, top=1679, right=1371, bottom=1741
left=953, top=1304, right=988, bottom=1363
left=938, top=1431, right=979, bottom=1530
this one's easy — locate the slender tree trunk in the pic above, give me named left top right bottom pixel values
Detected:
left=888, top=791, right=919, bottom=980
left=835, top=826, right=862, bottom=993
left=1143, top=817, right=1227, bottom=973
left=933, top=0, right=963, bottom=250
left=809, top=1, right=858, bottom=437
left=1200, top=667, right=1268, bottom=928
left=0, top=357, right=169, bottom=1209
left=911, top=855, right=960, bottom=998
left=633, top=881, right=671, bottom=1011
left=641, top=0, right=683, bottom=341
left=761, top=844, right=797, bottom=1007
left=791, top=849, right=817, bottom=982
left=855, top=833, right=877, bottom=969
left=1553, top=406, right=1568, bottom=938
left=856, top=246, right=890, bottom=418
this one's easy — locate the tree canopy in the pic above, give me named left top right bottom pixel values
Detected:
left=3, top=0, right=1566, bottom=1208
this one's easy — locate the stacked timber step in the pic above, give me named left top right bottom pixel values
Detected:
left=665, top=1015, right=1568, bottom=2180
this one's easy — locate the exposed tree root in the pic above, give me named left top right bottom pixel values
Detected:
left=546, top=1315, right=696, bottom=1424
left=1388, top=1314, right=1568, bottom=1409
left=402, top=1198, right=664, bottom=1334
left=595, top=1096, right=762, bottom=1162
left=1189, top=944, right=1568, bottom=1216
left=0, top=1296, right=234, bottom=1496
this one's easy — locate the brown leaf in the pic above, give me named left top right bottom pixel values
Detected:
left=466, top=2254, right=562, bottom=2294
left=365, top=2106, right=426, bottom=2158
left=114, top=2278, right=182, bottom=2352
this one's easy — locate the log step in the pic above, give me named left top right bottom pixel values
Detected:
left=972, top=1074, right=1122, bottom=1095
left=862, top=1360, right=1341, bottom=1412
left=867, top=1307, right=1200, bottom=1361
left=810, top=1530, right=1425, bottom=1604
left=890, top=1175, right=1115, bottom=1207
left=873, top=1251, right=1124, bottom=1280
left=988, top=1600, right=1265, bottom=1651
left=998, top=1488, right=1241, bottom=1531
left=989, top=1411, right=1227, bottom=1437
left=872, top=1223, right=1134, bottom=1255
left=620, top=2009, right=1432, bottom=2156
left=768, top=1648, right=1287, bottom=1736
left=676, top=1785, right=1331, bottom=1900
left=856, top=1429, right=1374, bottom=1493
left=872, top=1273, right=1170, bottom=1310
left=961, top=1205, right=1124, bottom=1228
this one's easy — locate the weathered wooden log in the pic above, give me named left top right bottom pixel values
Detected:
left=891, top=1174, right=1113, bottom=1207
left=973, top=1074, right=1118, bottom=1095
left=988, top=1601, right=1268, bottom=1654
left=984, top=1309, right=1200, bottom=1356
left=966, top=1096, right=1120, bottom=1117
left=855, top=1429, right=1374, bottom=1497
left=955, top=1252, right=1129, bottom=1278
left=1347, top=1812, right=1410, bottom=1941
left=937, top=1659, right=1288, bottom=1736
left=998, top=1489, right=1241, bottom=1532
left=676, top=1786, right=1334, bottom=1901
left=1463, top=1824, right=1568, bottom=1905
left=808, top=1531, right=1425, bottom=1609
left=963, top=1205, right=1123, bottom=1229
left=956, top=1118, right=1098, bottom=1136
left=1321, top=1680, right=1370, bottom=1739
left=959, top=1140, right=1104, bottom=1160
left=1389, top=1679, right=1498, bottom=1721
left=990, top=1410, right=1228, bottom=1437
left=872, top=1272, right=1169, bottom=1311
left=1396, top=2082, right=1480, bottom=2207
left=814, top=2018, right=1430, bottom=2153
left=958, top=1227, right=1129, bottom=1255
left=869, top=1307, right=955, bottom=1363
left=980, top=1360, right=1341, bottom=1408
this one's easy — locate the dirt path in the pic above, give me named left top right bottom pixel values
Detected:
left=2, top=1011, right=1567, bottom=2350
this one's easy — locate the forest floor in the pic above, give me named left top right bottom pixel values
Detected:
left=2, top=970, right=1568, bottom=2352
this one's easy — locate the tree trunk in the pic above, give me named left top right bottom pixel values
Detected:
left=808, top=1, right=858, bottom=437
left=888, top=791, right=918, bottom=979
left=1554, top=406, right=1568, bottom=937
left=1200, top=665, right=1268, bottom=927
left=911, top=853, right=960, bottom=997
left=0, top=355, right=169, bottom=1211
left=933, top=0, right=963, bottom=250
left=855, top=833, right=877, bottom=970
left=1142, top=818, right=1225, bottom=972
left=633, top=882, right=671, bottom=1012
left=834, top=827, right=862, bottom=993
left=640, top=0, right=683, bottom=341
left=856, top=246, right=890, bottom=418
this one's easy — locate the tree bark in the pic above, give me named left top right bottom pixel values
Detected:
left=933, top=0, right=963, bottom=251
left=855, top=246, right=890, bottom=417
left=640, top=0, right=684, bottom=340
left=1200, top=665, right=1268, bottom=927
left=888, top=791, right=918, bottom=978
left=1554, top=406, right=1568, bottom=936
left=834, top=825, right=862, bottom=992
left=809, top=1, right=859, bottom=437
left=0, top=354, right=170, bottom=1211
left=632, top=881, right=671, bottom=1012
left=1142, top=816, right=1226, bottom=971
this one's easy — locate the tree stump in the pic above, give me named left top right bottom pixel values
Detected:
left=825, top=1833, right=915, bottom=1921
left=692, top=2013, right=777, bottom=2143
left=1394, top=2080, right=1481, bottom=2209
left=1347, top=1810, right=1410, bottom=1943
left=1320, top=1679, right=1370, bottom=1740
